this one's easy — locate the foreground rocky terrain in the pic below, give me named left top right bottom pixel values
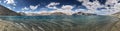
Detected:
left=110, top=12, right=120, bottom=31
left=0, top=16, right=118, bottom=31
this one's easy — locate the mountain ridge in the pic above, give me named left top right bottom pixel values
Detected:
left=0, top=5, right=21, bottom=16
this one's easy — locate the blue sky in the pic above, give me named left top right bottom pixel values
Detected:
left=0, top=0, right=106, bottom=12
left=1, top=0, right=120, bottom=15
left=0, top=0, right=83, bottom=12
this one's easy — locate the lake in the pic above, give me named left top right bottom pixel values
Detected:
left=0, top=15, right=119, bottom=31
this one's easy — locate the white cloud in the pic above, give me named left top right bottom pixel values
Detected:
left=38, top=5, right=74, bottom=15
left=22, top=7, right=29, bottom=10
left=76, top=0, right=120, bottom=15
left=5, top=0, right=16, bottom=6
left=46, top=2, right=60, bottom=9
left=21, top=5, right=40, bottom=12
left=22, top=0, right=120, bottom=15
left=62, top=5, right=74, bottom=10
left=23, top=0, right=120, bottom=15
left=30, top=5, right=39, bottom=10
left=11, top=7, right=16, bottom=9
left=77, top=0, right=82, bottom=2
left=75, top=9, right=87, bottom=12
left=7, top=7, right=12, bottom=10
left=4, top=1, right=7, bottom=3
left=52, top=5, right=74, bottom=15
left=0, top=1, right=1, bottom=3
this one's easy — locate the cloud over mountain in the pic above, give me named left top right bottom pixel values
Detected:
left=30, top=5, right=39, bottom=10
left=4, top=0, right=16, bottom=6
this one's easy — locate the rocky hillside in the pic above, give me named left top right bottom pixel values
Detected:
left=50, top=12, right=66, bottom=15
left=111, top=12, right=120, bottom=18
left=0, top=5, right=21, bottom=16
left=73, top=12, right=97, bottom=16
left=110, top=12, right=120, bottom=31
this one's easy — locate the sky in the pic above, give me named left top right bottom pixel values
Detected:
left=0, top=0, right=120, bottom=15
left=0, top=0, right=83, bottom=12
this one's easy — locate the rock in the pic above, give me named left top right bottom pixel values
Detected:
left=0, top=5, right=21, bottom=16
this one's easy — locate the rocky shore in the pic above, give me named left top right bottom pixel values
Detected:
left=109, top=12, right=120, bottom=31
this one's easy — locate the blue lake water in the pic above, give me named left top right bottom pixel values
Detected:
left=0, top=15, right=119, bottom=31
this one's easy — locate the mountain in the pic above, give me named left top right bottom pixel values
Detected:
left=72, top=12, right=97, bottom=16
left=50, top=12, right=67, bottom=15
left=0, top=5, right=21, bottom=16
left=19, top=11, right=98, bottom=16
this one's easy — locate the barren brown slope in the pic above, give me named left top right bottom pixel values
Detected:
left=111, top=12, right=120, bottom=31
left=0, top=5, right=21, bottom=16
